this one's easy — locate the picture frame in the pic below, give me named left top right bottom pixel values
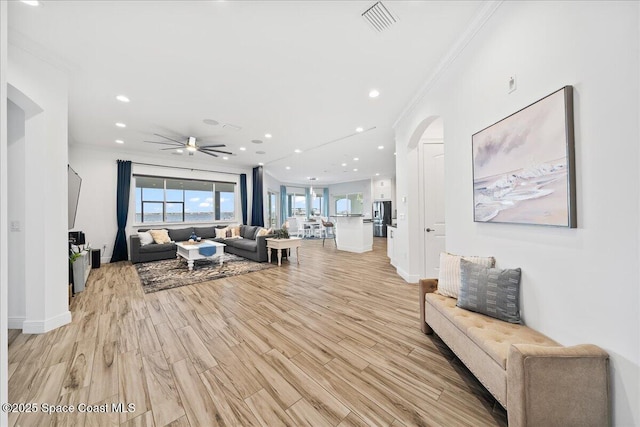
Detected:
left=472, top=86, right=576, bottom=228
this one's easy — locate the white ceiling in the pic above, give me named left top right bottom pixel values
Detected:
left=8, top=0, right=484, bottom=186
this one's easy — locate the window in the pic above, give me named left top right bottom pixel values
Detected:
left=267, top=191, right=278, bottom=228
left=135, top=175, right=236, bottom=224
left=311, top=195, right=323, bottom=216
left=334, top=193, right=363, bottom=215
left=287, top=192, right=306, bottom=217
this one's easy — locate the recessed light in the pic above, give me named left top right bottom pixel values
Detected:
left=258, top=162, right=264, bottom=166
left=116, top=95, right=130, bottom=103
left=369, top=89, right=380, bottom=98
left=265, top=133, right=272, bottom=139
left=286, top=166, right=291, bottom=170
left=115, top=122, right=126, bottom=128
left=294, top=149, right=302, bottom=153
left=239, top=147, right=246, bottom=151
left=115, top=139, right=124, bottom=144
left=341, top=163, right=347, bottom=167
left=203, top=119, right=219, bottom=126
left=394, top=152, right=397, bottom=156
left=176, top=149, right=183, bottom=153
left=356, top=127, right=364, bottom=133
left=21, top=0, right=39, bottom=6
left=222, top=156, right=229, bottom=160
left=375, top=173, right=380, bottom=176
left=252, top=139, right=263, bottom=144
left=378, top=145, right=384, bottom=150
left=353, top=157, right=359, bottom=161
left=353, top=168, right=358, bottom=172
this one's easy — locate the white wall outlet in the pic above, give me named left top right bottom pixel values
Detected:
left=508, top=74, right=517, bottom=93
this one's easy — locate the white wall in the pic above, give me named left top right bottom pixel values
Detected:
left=8, top=43, right=71, bottom=334
left=7, top=100, right=25, bottom=327
left=69, top=144, right=253, bottom=262
left=394, top=2, right=639, bottom=425
left=0, top=1, right=9, bottom=424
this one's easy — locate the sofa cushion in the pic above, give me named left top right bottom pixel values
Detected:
left=139, top=242, right=176, bottom=254
left=425, top=293, right=558, bottom=369
left=168, top=228, right=193, bottom=242
left=458, top=259, right=522, bottom=324
left=437, top=252, right=495, bottom=299
left=241, top=225, right=259, bottom=240
left=149, top=229, right=171, bottom=244
left=138, top=231, right=154, bottom=246
left=225, top=238, right=258, bottom=252
left=194, top=226, right=217, bottom=239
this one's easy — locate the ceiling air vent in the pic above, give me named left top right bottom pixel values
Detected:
left=362, top=2, right=397, bottom=33
left=222, top=123, right=242, bottom=131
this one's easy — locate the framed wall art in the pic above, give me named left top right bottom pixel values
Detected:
left=472, top=86, right=576, bottom=228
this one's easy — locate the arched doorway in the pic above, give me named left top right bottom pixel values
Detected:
left=408, top=116, right=445, bottom=279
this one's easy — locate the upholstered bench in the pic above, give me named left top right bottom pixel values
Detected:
left=420, top=278, right=610, bottom=427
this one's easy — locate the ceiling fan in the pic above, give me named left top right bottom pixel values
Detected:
left=144, top=133, right=233, bottom=158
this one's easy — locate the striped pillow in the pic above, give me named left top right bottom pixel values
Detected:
left=436, top=252, right=495, bottom=299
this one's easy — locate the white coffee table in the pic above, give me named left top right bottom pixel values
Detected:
left=175, top=240, right=226, bottom=271
left=266, top=237, right=302, bottom=266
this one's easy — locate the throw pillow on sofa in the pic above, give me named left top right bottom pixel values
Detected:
left=256, top=227, right=271, bottom=237
left=215, top=227, right=228, bottom=239
left=457, top=259, right=522, bottom=324
left=138, top=231, right=154, bottom=246
left=149, top=229, right=171, bottom=244
left=436, top=252, right=495, bottom=299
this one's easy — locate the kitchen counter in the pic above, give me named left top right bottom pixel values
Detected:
left=330, top=216, right=373, bottom=253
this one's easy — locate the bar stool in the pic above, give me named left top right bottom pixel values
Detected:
left=321, top=219, right=336, bottom=247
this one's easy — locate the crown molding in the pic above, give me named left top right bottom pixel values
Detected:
left=9, top=27, right=80, bottom=73
left=393, top=0, right=503, bottom=129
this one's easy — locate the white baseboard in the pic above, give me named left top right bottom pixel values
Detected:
left=337, top=245, right=373, bottom=254
left=397, top=266, right=421, bottom=284
left=22, top=310, right=72, bottom=334
left=8, top=316, right=25, bottom=329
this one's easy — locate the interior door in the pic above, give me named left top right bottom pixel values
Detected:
left=424, top=143, right=445, bottom=278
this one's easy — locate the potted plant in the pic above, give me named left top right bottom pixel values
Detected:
left=274, top=222, right=290, bottom=239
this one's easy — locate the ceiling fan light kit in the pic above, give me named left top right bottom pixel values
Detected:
left=145, top=133, right=233, bottom=158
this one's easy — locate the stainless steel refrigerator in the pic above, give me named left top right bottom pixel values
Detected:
left=373, top=201, right=392, bottom=237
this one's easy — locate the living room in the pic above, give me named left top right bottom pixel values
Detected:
left=1, top=1, right=639, bottom=426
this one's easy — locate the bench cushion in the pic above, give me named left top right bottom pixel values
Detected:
left=425, top=293, right=557, bottom=369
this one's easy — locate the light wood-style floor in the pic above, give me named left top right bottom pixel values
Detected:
left=8, top=238, right=507, bottom=427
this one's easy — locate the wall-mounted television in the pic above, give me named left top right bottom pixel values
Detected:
left=68, top=165, right=82, bottom=230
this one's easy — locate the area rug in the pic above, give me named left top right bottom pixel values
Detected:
left=135, top=253, right=275, bottom=293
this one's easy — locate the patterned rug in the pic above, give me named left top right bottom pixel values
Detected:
left=135, top=253, right=275, bottom=293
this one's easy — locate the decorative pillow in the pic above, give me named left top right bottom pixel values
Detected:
left=148, top=229, right=171, bottom=244
left=457, top=259, right=522, bottom=324
left=256, top=227, right=270, bottom=237
left=138, top=231, right=154, bottom=246
left=436, top=252, right=495, bottom=299
left=230, top=225, right=241, bottom=238
left=215, top=227, right=228, bottom=239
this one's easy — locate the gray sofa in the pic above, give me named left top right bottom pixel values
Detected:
left=130, top=225, right=274, bottom=263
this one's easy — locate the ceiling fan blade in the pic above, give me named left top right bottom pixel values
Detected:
left=153, top=133, right=184, bottom=144
left=145, top=140, right=183, bottom=146
left=199, top=150, right=219, bottom=157
left=199, top=148, right=233, bottom=155
left=160, top=147, right=183, bottom=151
left=198, top=144, right=226, bottom=148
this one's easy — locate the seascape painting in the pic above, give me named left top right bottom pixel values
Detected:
left=472, top=86, right=576, bottom=227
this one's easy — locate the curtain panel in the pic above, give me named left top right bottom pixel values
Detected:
left=110, top=160, right=131, bottom=262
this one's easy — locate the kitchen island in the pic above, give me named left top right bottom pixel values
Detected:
left=330, top=215, right=373, bottom=253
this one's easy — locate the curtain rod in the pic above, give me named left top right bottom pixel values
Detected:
left=122, top=160, right=244, bottom=177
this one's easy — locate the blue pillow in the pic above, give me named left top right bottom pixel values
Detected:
left=457, top=259, right=522, bottom=324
